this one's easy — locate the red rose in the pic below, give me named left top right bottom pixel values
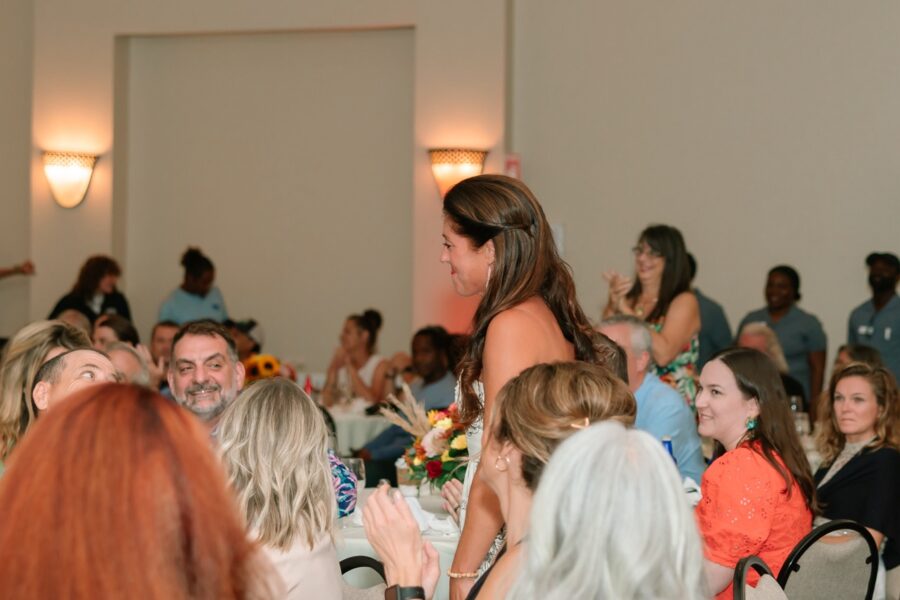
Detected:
left=425, top=460, right=443, bottom=479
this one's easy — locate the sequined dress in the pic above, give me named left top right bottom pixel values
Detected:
left=457, top=380, right=484, bottom=529
left=455, top=380, right=504, bottom=575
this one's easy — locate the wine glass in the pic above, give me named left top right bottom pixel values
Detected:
left=344, top=457, right=367, bottom=495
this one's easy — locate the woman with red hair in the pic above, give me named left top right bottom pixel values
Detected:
left=0, top=383, right=281, bottom=599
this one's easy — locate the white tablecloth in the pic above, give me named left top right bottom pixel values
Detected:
left=329, top=412, right=392, bottom=457
left=337, top=489, right=459, bottom=600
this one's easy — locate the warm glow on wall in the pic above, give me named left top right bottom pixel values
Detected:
left=42, top=151, right=98, bottom=208
left=428, top=148, right=488, bottom=198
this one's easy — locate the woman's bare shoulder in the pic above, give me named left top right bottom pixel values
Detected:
left=487, top=298, right=555, bottom=335
left=670, top=290, right=700, bottom=310
left=486, top=297, right=572, bottom=359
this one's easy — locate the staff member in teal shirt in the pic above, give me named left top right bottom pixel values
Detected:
left=737, top=265, right=826, bottom=401
left=158, top=247, right=228, bottom=324
left=848, top=252, right=900, bottom=380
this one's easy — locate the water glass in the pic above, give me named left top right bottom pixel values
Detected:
left=344, top=457, right=367, bottom=493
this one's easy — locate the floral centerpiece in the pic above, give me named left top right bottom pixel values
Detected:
left=380, top=385, right=468, bottom=489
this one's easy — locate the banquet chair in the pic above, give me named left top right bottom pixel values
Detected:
left=777, top=519, right=879, bottom=600
left=318, top=404, right=339, bottom=450
left=340, top=555, right=386, bottom=580
left=340, top=555, right=386, bottom=600
left=733, top=555, right=787, bottom=600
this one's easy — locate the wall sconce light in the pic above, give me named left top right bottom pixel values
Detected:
left=428, top=148, right=488, bottom=198
left=42, top=151, right=98, bottom=208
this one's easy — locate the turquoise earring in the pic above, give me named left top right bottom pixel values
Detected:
left=745, top=416, right=758, bottom=431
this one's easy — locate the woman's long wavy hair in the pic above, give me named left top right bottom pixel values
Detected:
left=444, top=174, right=607, bottom=425
left=0, top=383, right=278, bottom=599
left=71, top=255, right=121, bottom=299
left=817, top=362, right=899, bottom=464
left=625, top=224, right=691, bottom=323
left=491, top=362, right=636, bottom=490
left=510, top=422, right=708, bottom=600
left=218, top=378, right=336, bottom=551
left=712, top=347, right=817, bottom=512
left=0, top=320, right=90, bottom=458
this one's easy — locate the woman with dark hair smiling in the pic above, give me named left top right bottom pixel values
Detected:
left=49, top=255, right=131, bottom=324
left=437, top=174, right=614, bottom=600
left=694, top=347, right=814, bottom=599
left=737, top=264, right=827, bottom=402
left=604, top=224, right=701, bottom=404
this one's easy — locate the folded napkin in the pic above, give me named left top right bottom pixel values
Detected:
left=353, top=495, right=458, bottom=535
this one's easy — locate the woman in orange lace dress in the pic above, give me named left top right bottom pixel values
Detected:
left=694, top=347, right=815, bottom=599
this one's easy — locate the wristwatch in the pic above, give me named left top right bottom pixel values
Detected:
left=384, top=584, right=426, bottom=600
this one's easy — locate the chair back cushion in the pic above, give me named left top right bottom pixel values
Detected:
left=781, top=529, right=872, bottom=600
left=746, top=574, right=788, bottom=600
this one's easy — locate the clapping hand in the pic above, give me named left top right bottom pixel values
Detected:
left=328, top=347, right=348, bottom=373
left=362, top=485, right=440, bottom=600
left=603, top=270, right=633, bottom=312
left=136, top=344, right=166, bottom=389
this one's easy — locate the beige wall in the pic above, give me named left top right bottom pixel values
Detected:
left=26, top=0, right=508, bottom=365
left=0, top=0, right=33, bottom=337
left=512, top=1, right=900, bottom=357
left=121, top=29, right=414, bottom=368
left=15, top=1, right=898, bottom=361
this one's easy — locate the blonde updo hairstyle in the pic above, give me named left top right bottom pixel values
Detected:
left=491, top=361, right=636, bottom=490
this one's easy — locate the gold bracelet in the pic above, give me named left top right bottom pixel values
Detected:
left=447, top=569, right=478, bottom=579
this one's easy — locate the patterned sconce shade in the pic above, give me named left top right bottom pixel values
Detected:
left=42, top=151, right=98, bottom=208
left=428, top=148, right=488, bottom=198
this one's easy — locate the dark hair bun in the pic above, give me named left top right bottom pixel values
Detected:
left=180, top=247, right=214, bottom=278
left=362, top=309, right=383, bottom=332
left=181, top=247, right=205, bottom=268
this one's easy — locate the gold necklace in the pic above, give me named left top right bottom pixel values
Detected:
left=635, top=296, right=657, bottom=317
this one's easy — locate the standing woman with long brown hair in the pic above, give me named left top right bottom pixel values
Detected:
left=439, top=174, right=611, bottom=600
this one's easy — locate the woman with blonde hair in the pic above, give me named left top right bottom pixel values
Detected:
left=218, top=377, right=343, bottom=600
left=364, top=361, right=636, bottom=600
left=0, top=383, right=279, bottom=599
left=510, top=422, right=708, bottom=599
left=815, top=362, right=900, bottom=597
left=0, top=320, right=90, bottom=461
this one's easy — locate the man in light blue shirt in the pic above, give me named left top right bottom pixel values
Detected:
left=600, top=315, right=706, bottom=483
